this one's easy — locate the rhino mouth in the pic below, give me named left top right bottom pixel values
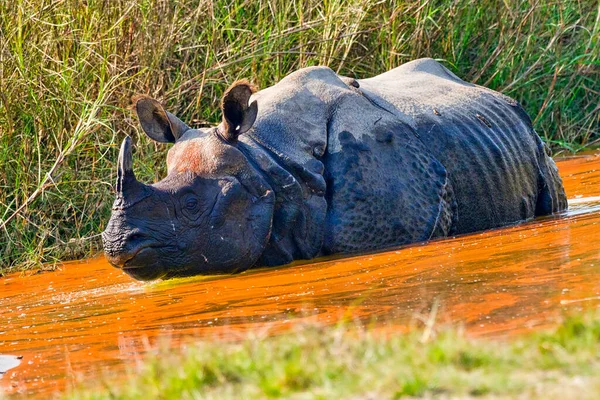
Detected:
left=122, top=245, right=174, bottom=270
left=121, top=247, right=151, bottom=269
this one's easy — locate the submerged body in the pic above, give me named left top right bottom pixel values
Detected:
left=102, top=58, right=567, bottom=280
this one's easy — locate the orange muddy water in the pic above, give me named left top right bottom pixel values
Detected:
left=2, top=154, right=600, bottom=397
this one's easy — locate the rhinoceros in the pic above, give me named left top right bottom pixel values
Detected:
left=102, top=58, right=567, bottom=280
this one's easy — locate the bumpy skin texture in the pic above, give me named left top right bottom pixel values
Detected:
left=102, top=58, right=567, bottom=280
left=354, top=59, right=567, bottom=234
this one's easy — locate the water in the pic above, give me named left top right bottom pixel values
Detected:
left=1, top=153, right=599, bottom=397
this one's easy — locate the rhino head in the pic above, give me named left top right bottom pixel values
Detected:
left=102, top=81, right=275, bottom=280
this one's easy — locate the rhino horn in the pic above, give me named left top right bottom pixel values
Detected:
left=114, top=137, right=150, bottom=208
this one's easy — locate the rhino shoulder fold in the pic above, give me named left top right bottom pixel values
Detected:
left=428, top=174, right=458, bottom=239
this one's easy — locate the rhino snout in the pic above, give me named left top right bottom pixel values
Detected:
left=102, top=225, right=151, bottom=268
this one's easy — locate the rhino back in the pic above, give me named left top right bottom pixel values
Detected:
left=357, top=58, right=566, bottom=234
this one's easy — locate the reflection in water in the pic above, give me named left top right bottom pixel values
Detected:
left=1, top=153, right=600, bottom=397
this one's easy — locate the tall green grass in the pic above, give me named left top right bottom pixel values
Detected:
left=0, top=0, right=598, bottom=272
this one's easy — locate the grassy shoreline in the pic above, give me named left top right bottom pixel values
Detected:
left=59, top=312, right=600, bottom=399
left=1, top=0, right=599, bottom=271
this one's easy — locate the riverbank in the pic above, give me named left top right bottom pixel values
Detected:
left=1, top=0, right=598, bottom=272
left=60, top=311, right=600, bottom=399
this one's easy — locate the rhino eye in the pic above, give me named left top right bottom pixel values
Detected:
left=185, top=198, right=198, bottom=210
left=180, top=194, right=204, bottom=222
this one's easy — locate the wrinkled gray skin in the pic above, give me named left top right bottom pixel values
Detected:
left=102, top=58, right=567, bottom=280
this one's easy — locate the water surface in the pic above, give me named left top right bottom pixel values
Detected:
left=1, top=153, right=599, bottom=397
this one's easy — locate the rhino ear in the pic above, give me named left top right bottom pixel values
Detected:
left=218, top=80, right=258, bottom=143
left=133, top=95, right=190, bottom=143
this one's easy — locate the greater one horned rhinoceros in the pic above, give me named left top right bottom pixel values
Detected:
left=102, top=58, right=567, bottom=280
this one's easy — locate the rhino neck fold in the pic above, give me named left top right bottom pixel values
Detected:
left=230, top=66, right=356, bottom=265
left=237, top=136, right=327, bottom=266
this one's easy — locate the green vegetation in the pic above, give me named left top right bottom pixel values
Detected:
left=0, top=0, right=598, bottom=271
left=63, top=312, right=600, bottom=399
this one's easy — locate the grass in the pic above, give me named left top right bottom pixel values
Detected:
left=0, top=0, right=599, bottom=271
left=60, top=312, right=600, bottom=399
